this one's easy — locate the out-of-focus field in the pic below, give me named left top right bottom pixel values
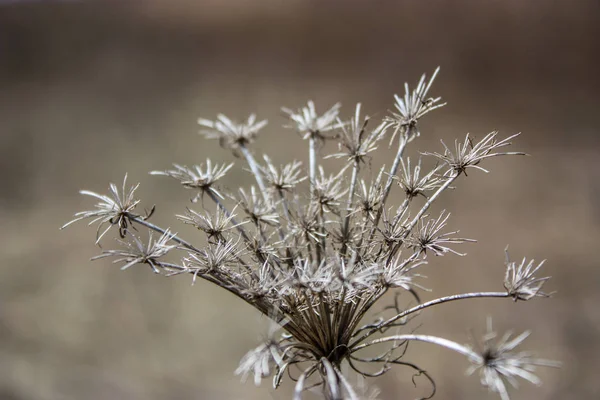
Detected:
left=1, top=1, right=599, bottom=399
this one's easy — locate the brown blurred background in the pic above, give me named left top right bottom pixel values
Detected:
left=1, top=1, right=599, bottom=399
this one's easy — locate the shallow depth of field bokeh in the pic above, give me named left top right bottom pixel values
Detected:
left=1, top=1, right=599, bottom=399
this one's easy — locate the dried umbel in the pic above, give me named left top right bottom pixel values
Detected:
left=63, top=68, right=558, bottom=399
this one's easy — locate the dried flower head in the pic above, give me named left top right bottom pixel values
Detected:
left=92, top=230, right=176, bottom=273
left=177, top=206, right=245, bottom=243
left=425, top=132, right=525, bottom=176
left=466, top=319, right=561, bottom=400
left=503, top=248, right=551, bottom=301
left=64, top=68, right=557, bottom=400
left=183, top=239, right=242, bottom=277
left=312, top=166, right=348, bottom=213
left=150, top=160, right=233, bottom=202
left=282, top=100, right=341, bottom=139
left=356, top=168, right=385, bottom=220
left=407, top=211, right=475, bottom=257
left=328, top=103, right=386, bottom=165
left=383, top=67, right=445, bottom=143
left=237, top=186, right=280, bottom=227
left=259, top=155, right=307, bottom=192
left=235, top=317, right=287, bottom=386
left=395, top=157, right=443, bottom=199
left=198, top=113, right=268, bottom=149
left=61, top=174, right=146, bottom=243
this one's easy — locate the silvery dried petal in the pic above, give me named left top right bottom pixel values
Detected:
left=466, top=319, right=560, bottom=400
left=259, top=155, right=306, bottom=191
left=337, top=254, right=380, bottom=291
left=380, top=254, right=428, bottom=291
left=424, top=132, right=525, bottom=176
left=150, top=160, right=233, bottom=201
left=288, top=205, right=327, bottom=244
left=395, top=157, right=443, bottom=199
left=383, top=67, right=445, bottom=143
left=198, top=113, right=267, bottom=149
left=237, top=186, right=280, bottom=227
left=61, top=174, right=141, bottom=243
left=183, top=239, right=241, bottom=274
left=92, top=230, right=177, bottom=273
left=243, top=259, right=285, bottom=300
left=177, top=206, right=245, bottom=242
left=236, top=340, right=283, bottom=386
left=327, top=103, right=385, bottom=164
left=503, top=249, right=551, bottom=301
left=356, top=167, right=385, bottom=220
left=407, top=211, right=475, bottom=257
left=291, top=258, right=335, bottom=293
left=312, top=166, right=348, bottom=212
left=282, top=100, right=340, bottom=139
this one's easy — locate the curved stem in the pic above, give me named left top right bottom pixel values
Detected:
left=350, top=291, right=509, bottom=348
left=352, top=334, right=481, bottom=362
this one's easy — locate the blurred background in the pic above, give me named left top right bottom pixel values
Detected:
left=1, top=1, right=599, bottom=399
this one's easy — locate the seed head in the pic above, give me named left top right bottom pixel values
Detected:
left=91, top=230, right=177, bottom=273
left=198, top=113, right=267, bottom=149
left=503, top=248, right=551, bottom=301
left=383, top=67, right=445, bottom=143
left=61, top=174, right=143, bottom=243
left=328, top=103, right=386, bottom=165
left=466, top=319, right=560, bottom=400
left=282, top=100, right=341, bottom=140
left=150, top=160, right=233, bottom=202
left=425, top=132, right=525, bottom=176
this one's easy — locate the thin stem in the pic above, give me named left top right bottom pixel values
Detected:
left=320, top=358, right=340, bottom=400
left=239, top=145, right=291, bottom=250
left=350, top=291, right=509, bottom=348
left=294, top=365, right=317, bottom=400
left=352, top=334, right=481, bottom=362
left=341, top=160, right=360, bottom=255
left=367, top=130, right=409, bottom=242
left=404, top=172, right=458, bottom=234
left=239, top=145, right=268, bottom=199
left=391, top=197, right=410, bottom=227
left=345, top=287, right=387, bottom=338
left=331, top=286, right=347, bottom=345
left=382, top=133, right=409, bottom=206
left=206, top=191, right=251, bottom=243
left=131, top=216, right=200, bottom=253
left=155, top=261, right=273, bottom=317
left=382, top=291, right=509, bottom=329
left=386, top=172, right=459, bottom=260
left=309, top=134, right=317, bottom=200
left=315, top=206, right=324, bottom=264
left=333, top=365, right=359, bottom=400
left=277, top=188, right=292, bottom=222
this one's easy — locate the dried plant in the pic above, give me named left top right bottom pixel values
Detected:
left=63, top=68, right=558, bottom=399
